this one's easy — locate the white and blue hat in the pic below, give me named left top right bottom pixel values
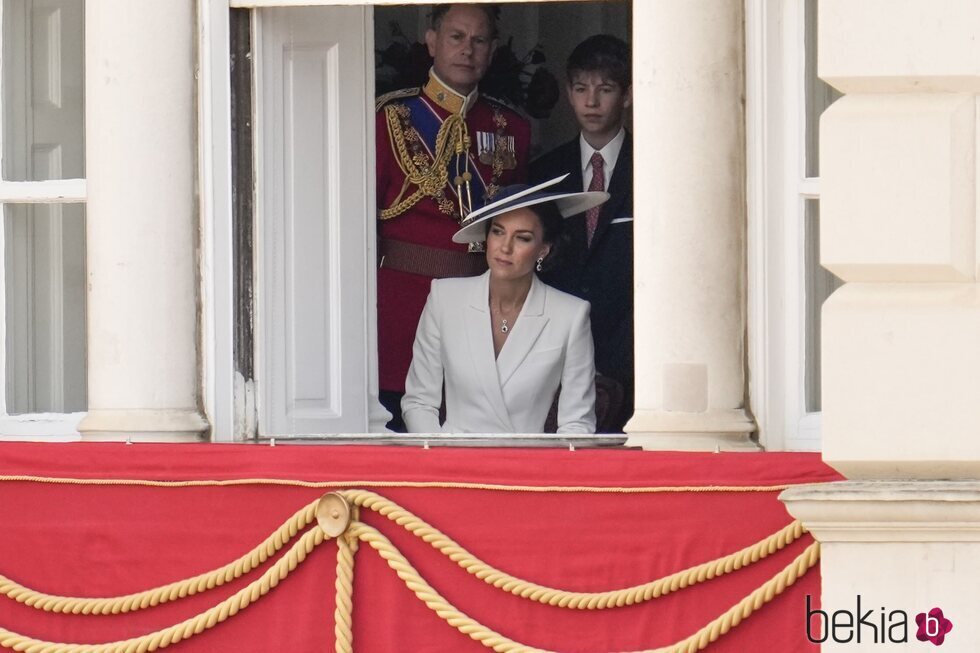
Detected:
left=451, top=174, right=609, bottom=244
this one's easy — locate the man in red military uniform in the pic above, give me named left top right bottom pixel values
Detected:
left=376, top=4, right=530, bottom=430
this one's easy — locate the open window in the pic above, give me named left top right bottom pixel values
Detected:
left=213, top=1, right=631, bottom=439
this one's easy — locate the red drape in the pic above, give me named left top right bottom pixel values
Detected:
left=0, top=444, right=841, bottom=652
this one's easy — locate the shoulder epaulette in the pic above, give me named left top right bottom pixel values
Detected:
left=481, top=93, right=523, bottom=114
left=375, top=87, right=421, bottom=112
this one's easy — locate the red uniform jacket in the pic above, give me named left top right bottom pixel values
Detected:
left=376, top=74, right=530, bottom=392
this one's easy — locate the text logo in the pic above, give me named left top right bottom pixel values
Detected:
left=915, top=608, right=953, bottom=646
left=806, top=595, right=908, bottom=644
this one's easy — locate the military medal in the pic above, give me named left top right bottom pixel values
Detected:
left=495, top=135, right=517, bottom=170
left=477, top=131, right=495, bottom=165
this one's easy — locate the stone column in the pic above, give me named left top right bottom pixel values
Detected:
left=625, top=0, right=757, bottom=450
left=783, top=1, right=980, bottom=647
left=77, top=0, right=207, bottom=441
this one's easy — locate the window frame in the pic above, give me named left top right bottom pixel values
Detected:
left=745, top=0, right=825, bottom=451
left=199, top=0, right=627, bottom=440
left=203, top=0, right=776, bottom=447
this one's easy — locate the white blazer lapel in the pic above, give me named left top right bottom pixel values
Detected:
left=464, top=273, right=516, bottom=431
left=495, top=275, right=549, bottom=387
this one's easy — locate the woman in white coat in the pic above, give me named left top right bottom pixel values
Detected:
left=401, top=175, right=609, bottom=433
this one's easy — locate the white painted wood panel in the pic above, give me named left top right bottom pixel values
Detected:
left=257, top=6, right=372, bottom=434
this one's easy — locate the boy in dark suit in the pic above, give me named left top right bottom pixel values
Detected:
left=530, top=34, right=633, bottom=431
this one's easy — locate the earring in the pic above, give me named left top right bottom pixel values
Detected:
left=536, top=257, right=544, bottom=272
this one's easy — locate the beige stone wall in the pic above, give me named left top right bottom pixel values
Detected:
left=785, top=2, right=980, bottom=648
left=819, top=0, right=980, bottom=478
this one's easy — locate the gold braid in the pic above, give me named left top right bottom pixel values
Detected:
left=380, top=105, right=469, bottom=220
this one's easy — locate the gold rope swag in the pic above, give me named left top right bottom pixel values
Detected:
left=0, top=491, right=819, bottom=653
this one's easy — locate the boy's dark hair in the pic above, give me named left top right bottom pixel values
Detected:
left=430, top=4, right=500, bottom=39
left=566, top=34, right=631, bottom=89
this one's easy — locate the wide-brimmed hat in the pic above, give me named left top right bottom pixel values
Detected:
left=451, top=174, right=609, bottom=244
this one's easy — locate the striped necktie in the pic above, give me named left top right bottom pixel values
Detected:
left=586, top=151, right=604, bottom=246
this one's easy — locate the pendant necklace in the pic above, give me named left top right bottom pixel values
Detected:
left=491, top=293, right=526, bottom=335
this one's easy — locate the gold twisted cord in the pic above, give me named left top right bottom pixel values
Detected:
left=0, top=500, right=319, bottom=615
left=0, top=528, right=327, bottom=653
left=334, top=506, right=359, bottom=653
left=334, top=535, right=356, bottom=653
left=657, top=542, right=820, bottom=653
left=343, top=489, right=806, bottom=609
left=0, top=474, right=798, bottom=493
left=380, top=105, right=467, bottom=220
left=350, top=521, right=550, bottom=653
left=350, top=521, right=820, bottom=653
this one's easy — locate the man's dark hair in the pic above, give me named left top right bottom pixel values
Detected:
left=566, top=34, right=631, bottom=89
left=430, top=4, right=500, bottom=39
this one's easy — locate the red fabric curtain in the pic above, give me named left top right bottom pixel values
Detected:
left=0, top=444, right=841, bottom=652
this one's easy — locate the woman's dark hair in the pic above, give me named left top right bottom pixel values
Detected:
left=528, top=200, right=564, bottom=245
left=530, top=201, right=566, bottom=272
left=484, top=201, right=566, bottom=270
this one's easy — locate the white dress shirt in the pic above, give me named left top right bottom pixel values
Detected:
left=579, top=127, right=626, bottom=191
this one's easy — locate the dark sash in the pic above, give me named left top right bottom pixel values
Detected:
left=406, top=95, right=489, bottom=209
